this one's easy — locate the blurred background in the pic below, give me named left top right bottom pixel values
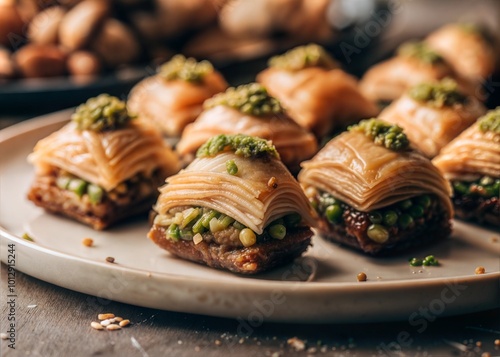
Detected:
left=1, top=0, right=499, bottom=118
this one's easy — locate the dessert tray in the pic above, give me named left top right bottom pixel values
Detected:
left=1, top=111, right=499, bottom=323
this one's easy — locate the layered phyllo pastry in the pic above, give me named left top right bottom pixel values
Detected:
left=426, top=23, right=495, bottom=83
left=257, top=44, right=379, bottom=138
left=148, top=134, right=317, bottom=274
left=380, top=78, right=486, bottom=158
left=433, top=108, right=500, bottom=227
left=27, top=94, right=180, bottom=230
left=176, top=83, right=318, bottom=172
left=128, top=55, right=228, bottom=139
left=299, top=119, right=453, bottom=255
left=360, top=41, right=472, bottom=104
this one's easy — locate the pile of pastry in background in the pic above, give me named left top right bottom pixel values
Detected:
left=0, top=0, right=333, bottom=80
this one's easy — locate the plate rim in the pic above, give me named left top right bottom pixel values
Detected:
left=1, top=110, right=499, bottom=323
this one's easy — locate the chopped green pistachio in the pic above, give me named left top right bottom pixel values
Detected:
left=239, top=228, right=257, bottom=247
left=397, top=41, right=443, bottom=64
left=196, top=134, right=279, bottom=159
left=269, top=224, right=286, bottom=239
left=478, top=107, right=500, bottom=134
left=22, top=233, right=34, bottom=242
left=192, top=218, right=206, bottom=234
left=68, top=178, right=87, bottom=197
left=368, top=211, right=383, bottom=224
left=398, top=214, right=414, bottom=230
left=167, top=224, right=180, bottom=241
left=325, top=204, right=343, bottom=223
left=383, top=210, right=398, bottom=226
left=87, top=184, right=104, bottom=204
left=422, top=255, right=439, bottom=266
left=56, top=176, right=71, bottom=190
left=409, top=79, right=466, bottom=107
left=201, top=210, right=219, bottom=228
left=204, top=83, right=283, bottom=116
left=158, top=54, right=213, bottom=83
left=367, top=224, right=389, bottom=243
left=71, top=94, right=133, bottom=131
left=409, top=257, right=423, bottom=266
left=226, top=159, right=238, bottom=175
left=233, top=221, right=246, bottom=230
left=180, top=208, right=201, bottom=228
left=349, top=119, right=410, bottom=151
left=268, top=43, right=339, bottom=71
left=416, top=195, right=431, bottom=209
left=409, top=205, right=425, bottom=218
left=217, top=214, right=235, bottom=229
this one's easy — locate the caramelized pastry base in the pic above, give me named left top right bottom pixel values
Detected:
left=27, top=171, right=165, bottom=230
left=316, top=202, right=451, bottom=255
left=148, top=225, right=313, bottom=274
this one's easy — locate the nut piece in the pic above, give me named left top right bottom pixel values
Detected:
left=82, top=237, right=94, bottom=247
left=59, top=0, right=109, bottom=51
left=91, top=321, right=104, bottom=330
left=67, top=51, right=102, bottom=76
left=98, top=313, right=115, bottom=320
left=475, top=266, right=486, bottom=275
left=357, top=272, right=367, bottom=282
left=118, top=319, right=130, bottom=327
left=105, top=256, right=115, bottom=263
left=91, top=19, right=140, bottom=67
left=28, top=6, right=65, bottom=45
left=0, top=5, right=25, bottom=48
left=14, top=44, right=67, bottom=78
left=106, top=324, right=121, bottom=331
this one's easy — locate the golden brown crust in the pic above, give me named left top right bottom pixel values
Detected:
left=148, top=225, right=313, bottom=274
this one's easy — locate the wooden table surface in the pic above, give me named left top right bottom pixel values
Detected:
left=1, top=264, right=499, bottom=357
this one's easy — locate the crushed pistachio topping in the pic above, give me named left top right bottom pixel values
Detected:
left=158, top=54, right=213, bottom=83
left=204, top=83, right=283, bottom=116
left=71, top=94, right=132, bottom=131
left=268, top=43, right=339, bottom=71
left=349, top=119, right=410, bottom=151
left=409, top=79, right=466, bottom=107
left=397, top=41, right=443, bottom=64
left=478, top=107, right=500, bottom=134
left=196, top=134, right=279, bottom=159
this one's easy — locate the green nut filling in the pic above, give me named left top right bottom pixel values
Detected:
left=196, top=134, right=278, bottom=159
left=71, top=94, right=133, bottom=132
left=397, top=41, right=444, bottom=64
left=452, top=176, right=500, bottom=198
left=478, top=107, right=500, bottom=134
left=156, top=206, right=302, bottom=246
left=268, top=43, right=339, bottom=71
left=158, top=55, right=213, bottom=83
left=409, top=79, right=466, bottom=107
left=204, top=83, right=283, bottom=116
left=313, top=191, right=434, bottom=243
left=57, top=174, right=106, bottom=204
left=349, top=119, right=410, bottom=151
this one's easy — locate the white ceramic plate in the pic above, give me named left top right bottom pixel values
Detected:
left=1, top=111, right=499, bottom=323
